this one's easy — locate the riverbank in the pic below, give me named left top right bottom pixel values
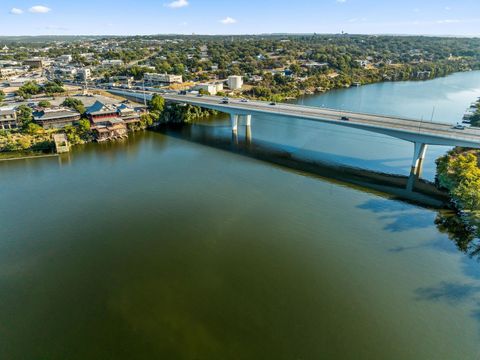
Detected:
left=242, top=66, right=478, bottom=102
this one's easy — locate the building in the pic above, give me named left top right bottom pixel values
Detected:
left=23, top=58, right=45, bottom=69
left=0, top=107, right=18, bottom=130
left=116, top=103, right=142, bottom=126
left=0, top=67, right=26, bottom=78
left=77, top=68, right=91, bottom=81
left=51, top=66, right=77, bottom=80
left=194, top=82, right=223, bottom=95
left=101, top=59, right=124, bottom=67
left=57, top=55, right=73, bottom=64
left=144, top=73, right=183, bottom=84
left=86, top=101, right=128, bottom=141
left=86, top=101, right=120, bottom=125
left=33, top=108, right=81, bottom=129
left=227, top=75, right=243, bottom=90
left=108, top=76, right=134, bottom=88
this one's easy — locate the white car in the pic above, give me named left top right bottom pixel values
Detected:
left=453, top=124, right=466, bottom=130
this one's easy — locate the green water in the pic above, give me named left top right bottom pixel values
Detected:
left=1, top=72, right=480, bottom=359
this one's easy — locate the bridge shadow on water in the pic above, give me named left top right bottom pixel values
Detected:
left=159, top=123, right=480, bottom=333
left=158, top=123, right=449, bottom=209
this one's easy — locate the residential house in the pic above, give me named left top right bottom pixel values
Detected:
left=0, top=107, right=19, bottom=130
left=33, top=108, right=81, bottom=129
left=86, top=101, right=127, bottom=141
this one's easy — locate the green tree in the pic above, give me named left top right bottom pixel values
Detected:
left=148, top=94, right=165, bottom=114
left=24, top=122, right=43, bottom=135
left=16, top=105, right=33, bottom=126
left=17, top=81, right=41, bottom=99
left=62, top=97, right=86, bottom=114
left=0, top=90, right=5, bottom=104
left=43, top=81, right=65, bottom=95
left=38, top=100, right=51, bottom=108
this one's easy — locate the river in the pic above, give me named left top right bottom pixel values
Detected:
left=1, top=71, right=480, bottom=359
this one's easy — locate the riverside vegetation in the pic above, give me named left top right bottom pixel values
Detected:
left=0, top=94, right=214, bottom=155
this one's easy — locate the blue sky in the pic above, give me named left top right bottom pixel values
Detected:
left=1, top=0, right=479, bottom=36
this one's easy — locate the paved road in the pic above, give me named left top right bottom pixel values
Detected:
left=162, top=94, right=480, bottom=147
left=108, top=89, right=480, bottom=148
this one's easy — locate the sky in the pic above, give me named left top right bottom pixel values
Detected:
left=0, top=0, right=479, bottom=36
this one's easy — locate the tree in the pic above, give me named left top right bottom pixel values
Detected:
left=62, top=97, right=86, bottom=114
left=16, top=81, right=41, bottom=99
left=16, top=105, right=33, bottom=126
left=0, top=90, right=5, bottom=104
left=24, top=122, right=43, bottom=135
left=148, top=94, right=165, bottom=114
left=43, top=81, right=65, bottom=95
left=38, top=100, right=51, bottom=108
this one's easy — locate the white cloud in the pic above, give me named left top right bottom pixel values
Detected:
left=336, top=0, right=346, bottom=3
left=28, top=5, right=51, bottom=13
left=10, top=8, right=24, bottom=15
left=165, top=0, right=189, bottom=8
left=436, top=19, right=461, bottom=24
left=445, top=6, right=451, bottom=11
left=220, top=17, right=237, bottom=25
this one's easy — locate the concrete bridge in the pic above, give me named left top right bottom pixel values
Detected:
left=110, top=90, right=480, bottom=177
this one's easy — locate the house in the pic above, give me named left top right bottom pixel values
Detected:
left=355, top=59, right=370, bottom=68
left=57, top=55, right=73, bottom=64
left=193, top=82, right=223, bottom=95
left=86, top=101, right=120, bottom=125
left=116, top=103, right=141, bottom=126
left=33, top=108, right=81, bottom=129
left=23, top=58, right=45, bottom=69
left=101, top=59, right=124, bottom=67
left=0, top=107, right=19, bottom=130
left=86, top=101, right=128, bottom=141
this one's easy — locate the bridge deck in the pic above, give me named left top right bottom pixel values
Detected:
left=162, top=94, right=480, bottom=148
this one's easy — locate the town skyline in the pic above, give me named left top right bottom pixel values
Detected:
left=1, top=0, right=480, bottom=37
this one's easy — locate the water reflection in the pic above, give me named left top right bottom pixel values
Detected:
left=161, top=123, right=480, bottom=262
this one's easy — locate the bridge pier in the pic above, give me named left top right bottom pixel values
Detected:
left=244, top=114, right=252, bottom=127
left=231, top=114, right=239, bottom=133
left=246, top=124, right=252, bottom=145
left=411, top=142, right=428, bottom=176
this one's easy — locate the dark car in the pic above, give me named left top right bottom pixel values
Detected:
left=270, top=102, right=277, bottom=106
left=222, top=99, right=229, bottom=104
left=341, top=116, right=350, bottom=121
left=178, top=90, right=187, bottom=95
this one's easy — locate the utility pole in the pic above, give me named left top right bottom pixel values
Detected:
left=143, top=79, right=147, bottom=107
left=430, top=106, right=436, bottom=122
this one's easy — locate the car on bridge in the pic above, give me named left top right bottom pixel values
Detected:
left=453, top=124, right=466, bottom=130
left=270, top=102, right=277, bottom=106
left=340, top=116, right=350, bottom=121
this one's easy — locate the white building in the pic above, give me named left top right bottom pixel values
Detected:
left=77, top=68, right=91, bottom=81
left=57, top=55, right=73, bottom=64
left=101, top=59, right=124, bottom=67
left=144, top=73, right=183, bottom=84
left=227, top=75, right=243, bottom=90
left=194, top=82, right=223, bottom=95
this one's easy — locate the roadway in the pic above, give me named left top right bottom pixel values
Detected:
left=161, top=93, right=480, bottom=148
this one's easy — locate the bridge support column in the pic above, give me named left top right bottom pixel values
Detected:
left=411, top=142, right=428, bottom=176
left=231, top=114, right=239, bottom=133
left=244, top=114, right=252, bottom=127
left=246, top=124, right=252, bottom=145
